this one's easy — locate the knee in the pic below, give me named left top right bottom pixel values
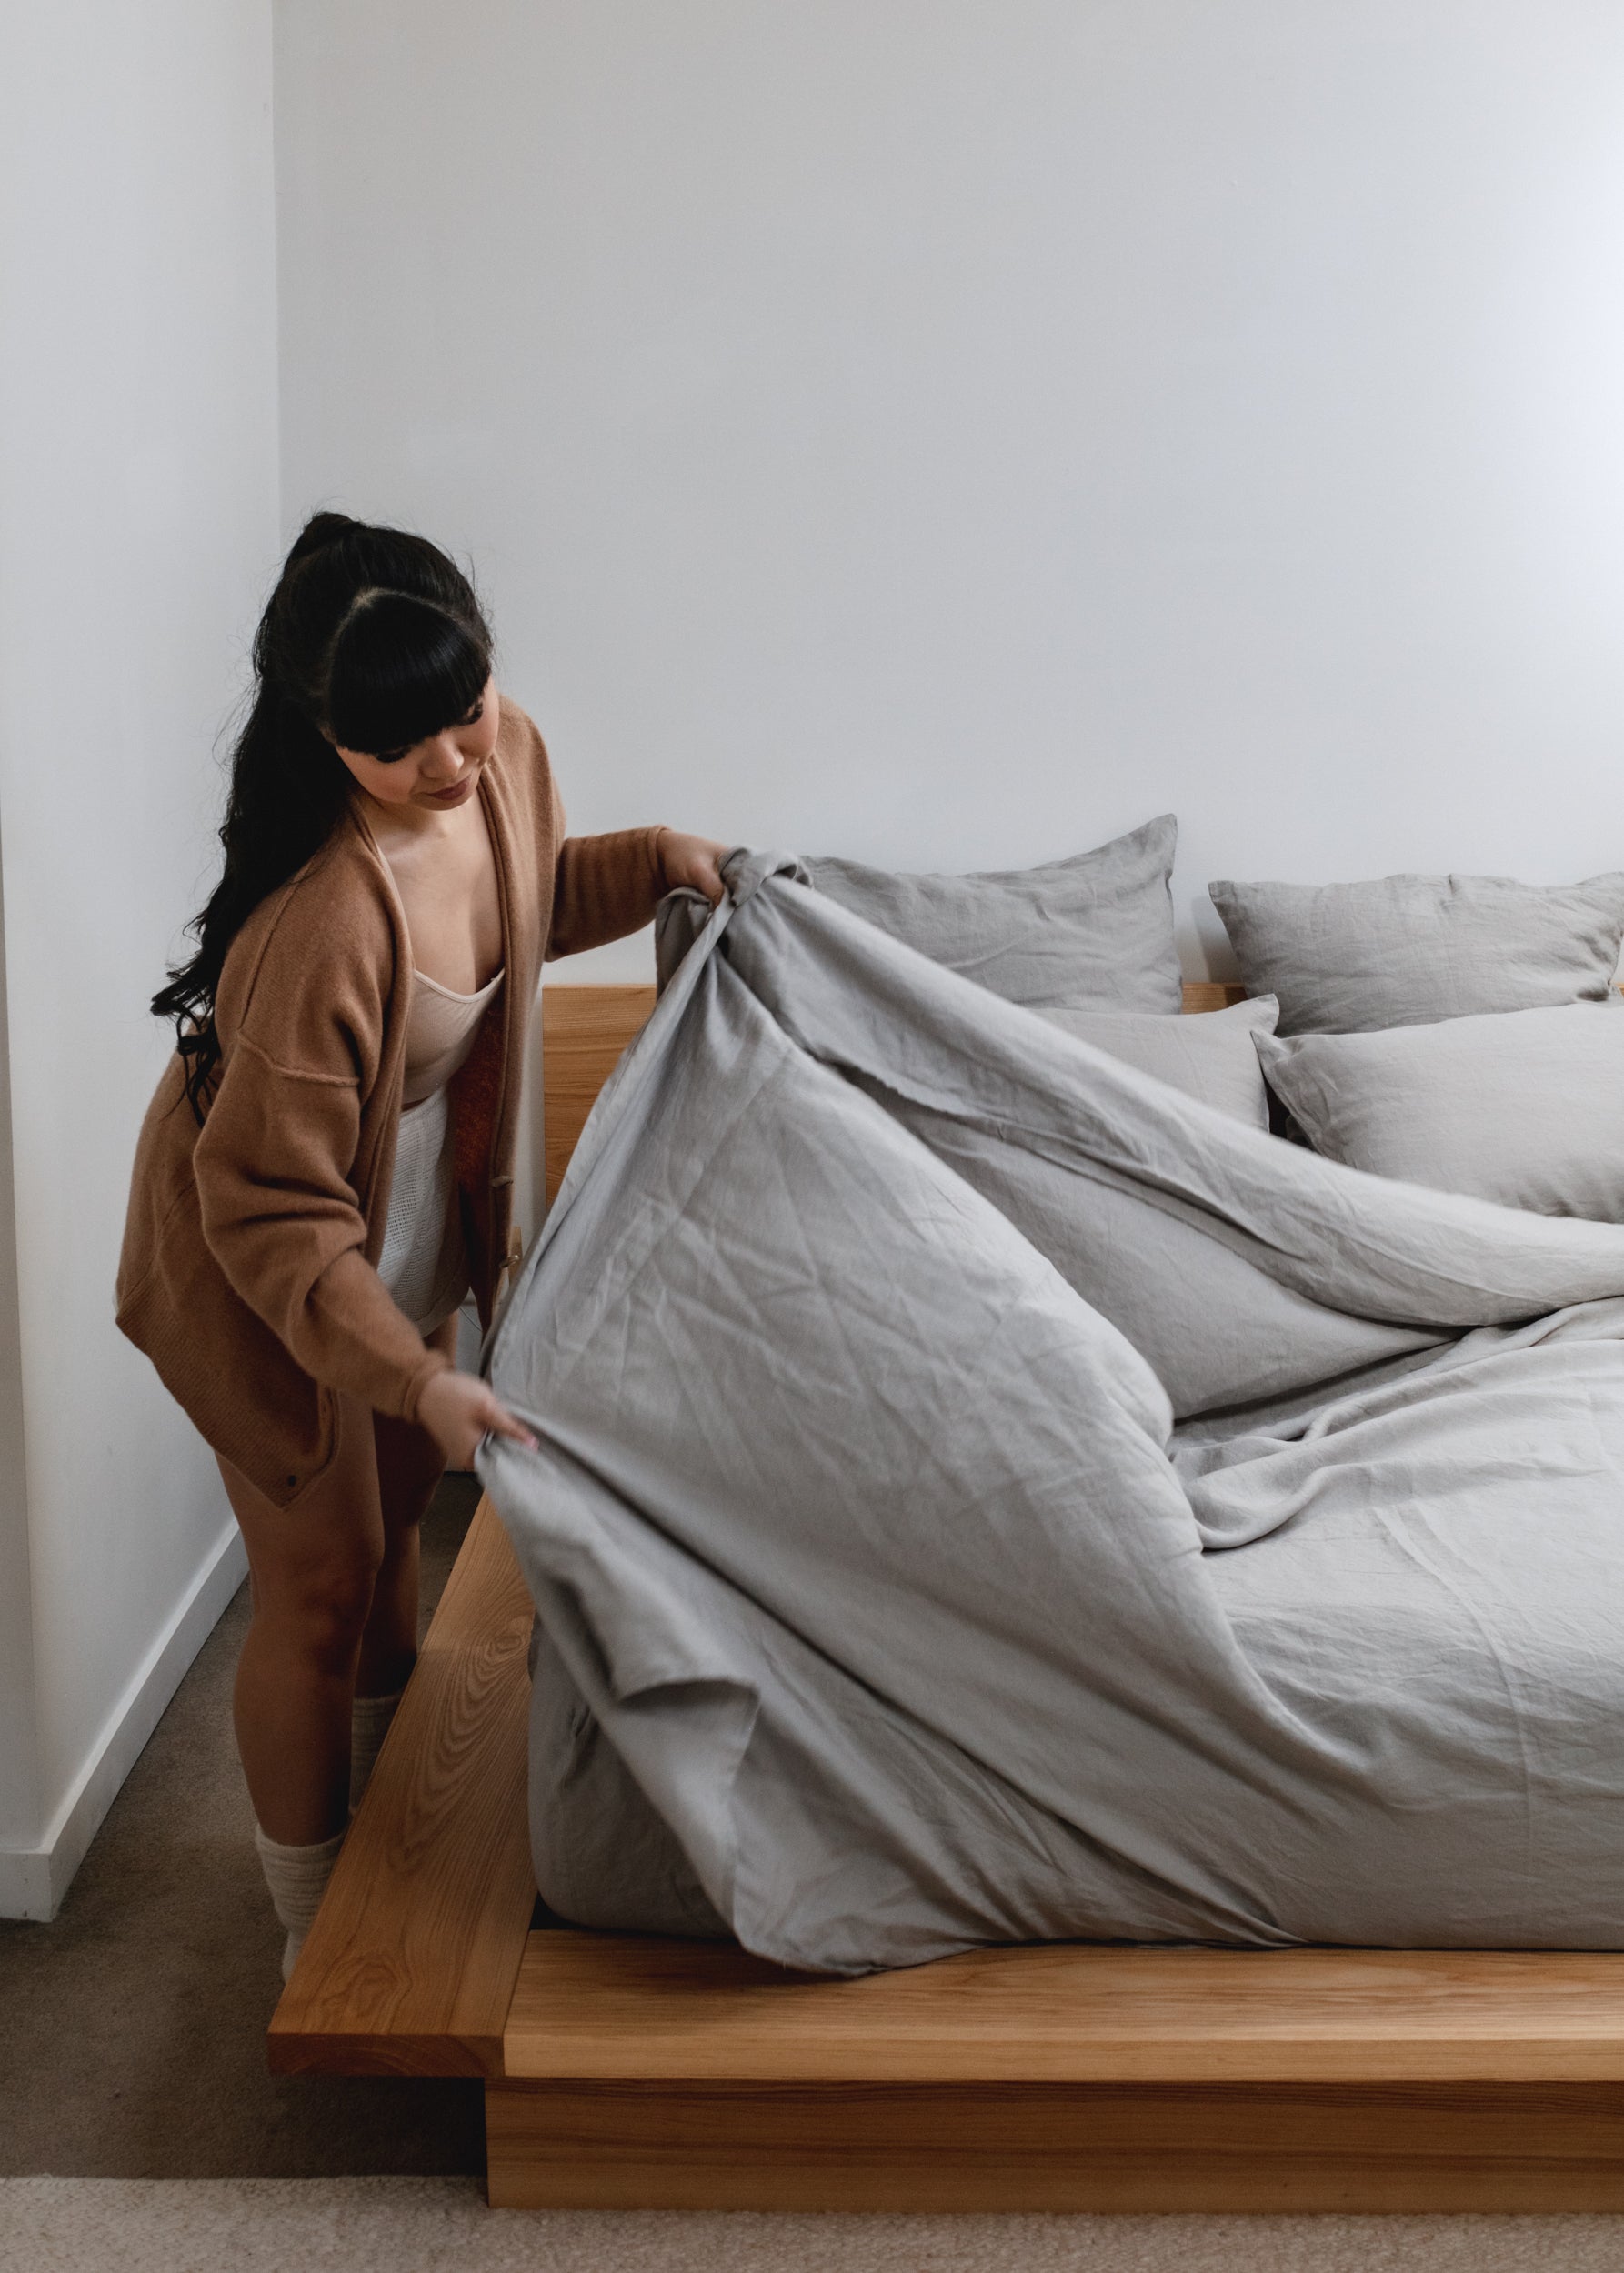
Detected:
left=257, top=1552, right=382, bottom=1677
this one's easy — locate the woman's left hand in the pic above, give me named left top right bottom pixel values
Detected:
left=657, top=829, right=730, bottom=906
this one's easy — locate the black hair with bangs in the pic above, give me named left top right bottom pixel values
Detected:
left=324, top=585, right=491, bottom=758
left=152, top=512, right=494, bottom=1118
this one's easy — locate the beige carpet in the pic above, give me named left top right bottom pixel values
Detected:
left=5, top=2181, right=1624, bottom=2272
left=0, top=1477, right=486, bottom=2179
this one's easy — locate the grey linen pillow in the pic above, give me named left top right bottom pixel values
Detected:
left=1038, top=997, right=1279, bottom=1129
left=1208, top=869, right=1624, bottom=1036
left=806, top=815, right=1182, bottom=1013
left=1256, top=1002, right=1624, bottom=1218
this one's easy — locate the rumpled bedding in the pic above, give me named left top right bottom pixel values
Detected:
left=478, top=853, right=1624, bottom=1975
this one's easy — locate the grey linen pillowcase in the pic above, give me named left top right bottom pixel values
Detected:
left=1208, top=869, right=1624, bottom=1036
left=1256, top=1002, right=1624, bottom=1218
left=1038, top=997, right=1279, bottom=1129
left=806, top=815, right=1182, bottom=1013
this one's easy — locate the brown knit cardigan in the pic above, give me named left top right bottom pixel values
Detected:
left=117, top=696, right=666, bottom=1507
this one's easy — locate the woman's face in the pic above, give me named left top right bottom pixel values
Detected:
left=330, top=677, right=500, bottom=816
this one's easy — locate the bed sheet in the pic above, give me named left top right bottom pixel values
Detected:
left=482, top=853, right=1624, bottom=1972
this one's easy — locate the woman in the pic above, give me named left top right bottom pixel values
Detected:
left=117, top=513, right=727, bottom=1977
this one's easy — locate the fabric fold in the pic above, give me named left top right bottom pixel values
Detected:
left=483, top=857, right=1624, bottom=1971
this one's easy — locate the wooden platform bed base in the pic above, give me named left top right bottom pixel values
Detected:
left=268, top=981, right=1624, bottom=2212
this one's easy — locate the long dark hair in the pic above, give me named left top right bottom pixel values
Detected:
left=154, top=512, right=494, bottom=1118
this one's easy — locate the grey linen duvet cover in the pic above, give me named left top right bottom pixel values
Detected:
left=479, top=853, right=1624, bottom=1975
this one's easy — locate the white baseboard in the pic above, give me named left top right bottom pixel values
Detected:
left=0, top=1520, right=247, bottom=1920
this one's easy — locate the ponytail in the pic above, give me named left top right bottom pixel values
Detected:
left=153, top=513, right=493, bottom=1118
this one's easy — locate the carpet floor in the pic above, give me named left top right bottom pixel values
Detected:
left=6, top=2181, right=1624, bottom=2272
left=0, top=1475, right=486, bottom=2180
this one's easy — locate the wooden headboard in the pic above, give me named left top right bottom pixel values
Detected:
left=541, top=979, right=1246, bottom=1206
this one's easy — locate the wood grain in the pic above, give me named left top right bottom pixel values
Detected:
left=503, top=1933, right=1624, bottom=2087
left=485, top=2077, right=1624, bottom=2211
left=1181, top=979, right=1248, bottom=1013
left=542, top=984, right=656, bottom=1205
left=539, top=977, right=1248, bottom=1203
left=267, top=1498, right=536, bottom=2078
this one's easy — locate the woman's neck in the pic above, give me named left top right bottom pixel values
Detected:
left=355, top=784, right=474, bottom=854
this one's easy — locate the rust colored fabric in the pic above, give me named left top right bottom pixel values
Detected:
left=117, top=696, right=666, bottom=1507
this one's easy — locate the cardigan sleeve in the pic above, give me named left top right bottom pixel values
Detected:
left=193, top=905, right=453, bottom=1423
left=547, top=827, right=668, bottom=959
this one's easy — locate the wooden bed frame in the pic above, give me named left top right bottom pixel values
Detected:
left=268, top=980, right=1624, bottom=2211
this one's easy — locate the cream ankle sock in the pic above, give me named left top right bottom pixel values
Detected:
left=254, top=1823, right=346, bottom=1984
left=348, top=1686, right=406, bottom=1814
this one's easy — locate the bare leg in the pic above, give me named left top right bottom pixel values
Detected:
left=357, top=1314, right=456, bottom=1697
left=221, top=1397, right=385, bottom=1846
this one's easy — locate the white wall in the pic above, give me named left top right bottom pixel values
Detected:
left=276, top=0, right=1624, bottom=989
left=6, top=0, right=1622, bottom=1908
left=0, top=1, right=279, bottom=1914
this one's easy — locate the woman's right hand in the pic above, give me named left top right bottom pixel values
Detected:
left=416, top=1367, right=537, bottom=1467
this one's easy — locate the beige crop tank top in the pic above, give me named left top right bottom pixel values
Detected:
left=402, top=966, right=505, bottom=1106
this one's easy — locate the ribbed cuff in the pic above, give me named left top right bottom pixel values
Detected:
left=254, top=1822, right=346, bottom=1939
